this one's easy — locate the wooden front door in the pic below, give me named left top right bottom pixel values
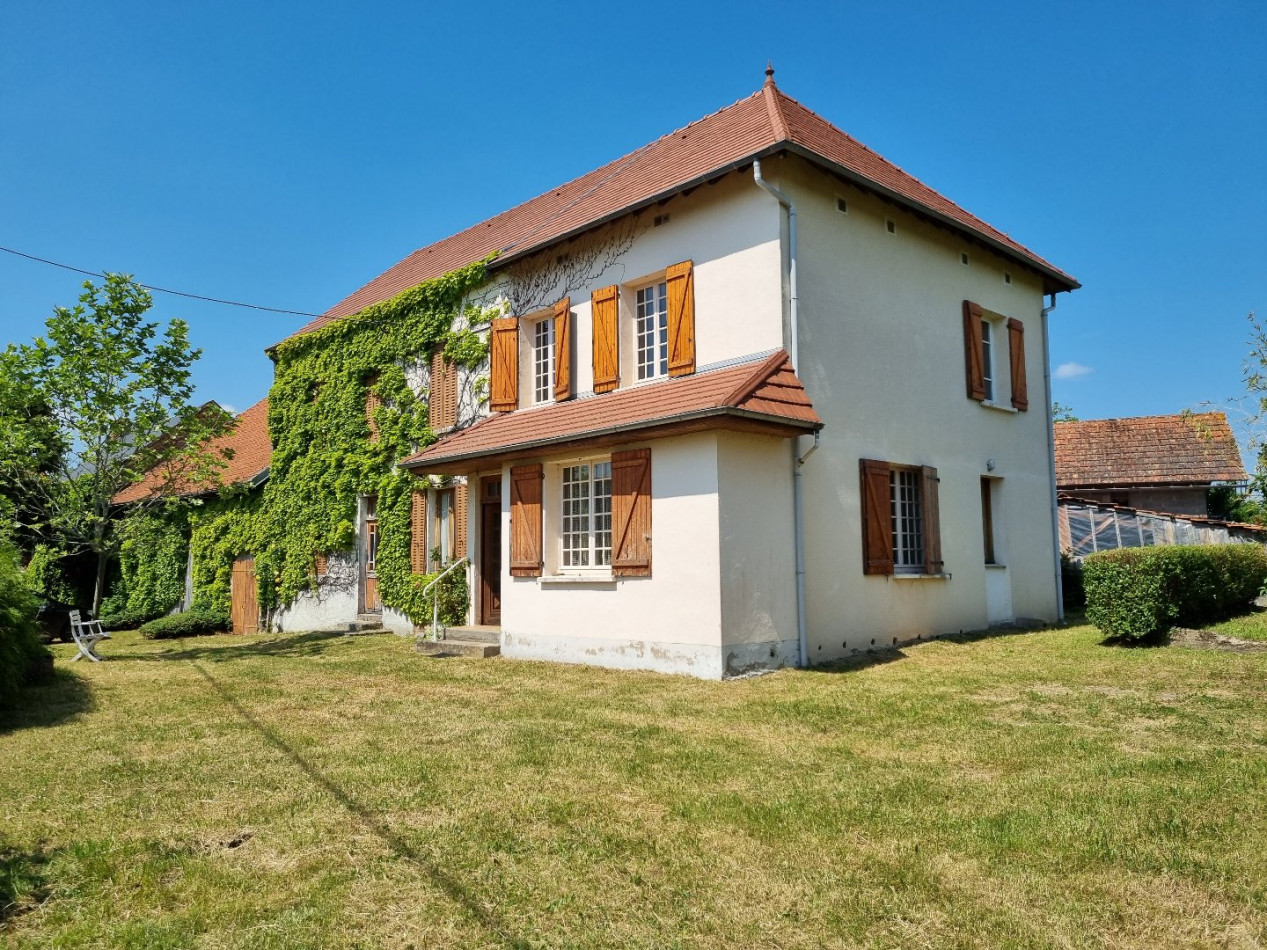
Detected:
left=480, top=476, right=502, bottom=625
left=364, top=497, right=381, bottom=612
left=230, top=556, right=259, bottom=634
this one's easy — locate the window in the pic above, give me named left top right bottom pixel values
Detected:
left=434, top=488, right=456, bottom=565
left=635, top=281, right=669, bottom=380
left=890, top=468, right=925, bottom=573
left=981, top=318, right=995, bottom=401
left=533, top=318, right=555, bottom=404
left=561, top=461, right=612, bottom=569
left=861, top=459, right=943, bottom=576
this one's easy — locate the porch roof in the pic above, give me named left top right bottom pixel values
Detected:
left=401, top=350, right=821, bottom=474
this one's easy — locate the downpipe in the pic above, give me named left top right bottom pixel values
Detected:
left=1042, top=294, right=1064, bottom=622
left=753, top=159, right=811, bottom=667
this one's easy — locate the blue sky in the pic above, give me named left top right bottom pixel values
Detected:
left=2, top=1, right=1263, bottom=427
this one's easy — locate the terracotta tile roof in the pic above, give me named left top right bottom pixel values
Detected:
left=291, top=77, right=1077, bottom=340
left=1054, top=412, right=1247, bottom=489
left=113, top=397, right=273, bottom=503
left=403, top=350, right=820, bottom=472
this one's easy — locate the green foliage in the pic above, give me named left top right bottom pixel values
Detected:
left=189, top=494, right=268, bottom=615
left=22, top=544, right=80, bottom=605
left=0, top=545, right=48, bottom=707
left=243, top=258, right=490, bottom=620
left=98, top=605, right=167, bottom=631
left=1206, top=484, right=1267, bottom=524
left=138, top=607, right=230, bottom=640
left=1051, top=401, right=1079, bottom=422
left=1083, top=544, right=1267, bottom=639
left=1060, top=553, right=1085, bottom=612
left=0, top=274, right=234, bottom=613
left=108, top=509, right=189, bottom=619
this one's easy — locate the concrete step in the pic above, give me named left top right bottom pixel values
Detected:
left=443, top=625, right=501, bottom=645
left=325, top=619, right=383, bottom=634
left=416, top=639, right=501, bottom=659
left=357, top=613, right=382, bottom=625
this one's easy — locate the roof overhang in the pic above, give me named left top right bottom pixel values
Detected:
left=402, top=407, right=821, bottom=476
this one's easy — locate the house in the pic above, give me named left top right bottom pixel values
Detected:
left=262, top=68, right=1078, bottom=678
left=1054, top=412, right=1246, bottom=516
left=110, top=398, right=272, bottom=629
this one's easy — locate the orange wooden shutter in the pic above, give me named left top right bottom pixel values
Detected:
left=665, top=260, right=696, bottom=377
left=410, top=488, right=428, bottom=573
left=429, top=351, right=458, bottom=430
left=591, top=285, right=620, bottom=393
left=611, top=448, right=652, bottom=576
left=860, top=459, right=894, bottom=576
left=490, top=316, right=520, bottom=412
left=963, top=301, right=986, bottom=401
left=553, top=297, right=573, bottom=401
left=365, top=372, right=382, bottom=441
left=1007, top=317, right=1028, bottom=411
left=314, top=552, right=328, bottom=577
left=509, top=464, right=543, bottom=576
left=454, top=481, right=469, bottom=559
left=921, top=466, right=943, bottom=574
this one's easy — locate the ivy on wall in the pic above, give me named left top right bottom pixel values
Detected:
left=100, top=508, right=190, bottom=619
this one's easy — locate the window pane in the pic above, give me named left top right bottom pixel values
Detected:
left=562, top=465, right=591, bottom=567
left=534, top=319, right=554, bottom=403
left=594, top=461, right=612, bottom=566
left=890, top=469, right=924, bottom=570
left=637, top=282, right=668, bottom=380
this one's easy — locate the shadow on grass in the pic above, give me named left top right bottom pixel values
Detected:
left=811, top=625, right=1053, bottom=674
left=0, top=669, right=94, bottom=735
left=182, top=656, right=531, bottom=949
left=111, top=630, right=368, bottom=664
left=0, top=840, right=52, bottom=927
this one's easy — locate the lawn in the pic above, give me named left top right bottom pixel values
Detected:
left=2, top=624, right=1265, bottom=949
left=1206, top=606, right=1267, bottom=643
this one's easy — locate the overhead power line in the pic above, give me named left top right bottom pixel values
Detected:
left=0, top=244, right=322, bottom=317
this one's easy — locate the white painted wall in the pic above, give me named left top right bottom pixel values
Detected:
left=760, top=154, right=1061, bottom=661
left=273, top=553, right=360, bottom=632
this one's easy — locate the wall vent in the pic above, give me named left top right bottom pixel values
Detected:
left=1004, top=272, right=1013, bottom=285
left=961, top=252, right=970, bottom=265
left=836, top=197, right=848, bottom=214
left=886, top=218, right=896, bottom=234
left=653, top=213, right=671, bottom=227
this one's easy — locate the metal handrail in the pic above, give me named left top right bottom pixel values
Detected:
left=419, top=556, right=468, bottom=641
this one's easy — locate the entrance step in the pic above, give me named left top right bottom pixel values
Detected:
left=416, top=639, right=500, bottom=659
left=442, top=625, right=501, bottom=645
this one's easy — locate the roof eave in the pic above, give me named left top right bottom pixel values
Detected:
left=401, top=405, right=822, bottom=473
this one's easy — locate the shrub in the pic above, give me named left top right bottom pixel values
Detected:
left=1, top=545, right=51, bottom=707
left=139, top=608, right=231, bottom=640
left=1061, top=553, right=1085, bottom=612
left=1083, top=544, right=1267, bottom=639
left=98, top=606, right=168, bottom=631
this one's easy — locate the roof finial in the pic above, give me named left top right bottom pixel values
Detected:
left=764, top=61, right=776, bottom=86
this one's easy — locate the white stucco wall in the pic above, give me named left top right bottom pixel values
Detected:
left=759, top=154, right=1061, bottom=662
left=272, top=553, right=361, bottom=632
left=498, top=432, right=732, bottom=677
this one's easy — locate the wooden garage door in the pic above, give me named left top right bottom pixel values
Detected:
left=230, top=556, right=259, bottom=634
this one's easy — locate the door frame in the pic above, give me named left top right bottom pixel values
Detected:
left=362, top=495, right=381, bottom=613
left=479, top=474, right=502, bottom=625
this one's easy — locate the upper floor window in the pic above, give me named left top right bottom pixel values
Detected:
left=981, top=319, right=995, bottom=402
left=635, top=281, right=669, bottom=380
left=533, top=318, right=555, bottom=404
left=963, top=301, right=1028, bottom=411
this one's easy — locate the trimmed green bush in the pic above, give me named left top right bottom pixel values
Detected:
left=98, top=606, right=168, bottom=631
left=1083, top=544, right=1267, bottom=639
left=1, top=545, right=51, bottom=707
left=138, top=608, right=230, bottom=640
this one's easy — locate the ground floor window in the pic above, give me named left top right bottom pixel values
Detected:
left=891, top=467, right=925, bottom=573
left=561, top=460, right=612, bottom=569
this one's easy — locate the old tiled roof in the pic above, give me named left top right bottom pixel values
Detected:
left=403, top=350, right=820, bottom=472
left=113, top=397, right=273, bottom=503
left=1054, top=412, right=1247, bottom=488
left=291, top=76, right=1077, bottom=340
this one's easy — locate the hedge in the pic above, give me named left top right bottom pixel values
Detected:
left=1083, top=544, right=1267, bottom=639
left=138, top=608, right=231, bottom=640
left=1, top=545, right=51, bottom=707
left=99, top=605, right=170, bottom=631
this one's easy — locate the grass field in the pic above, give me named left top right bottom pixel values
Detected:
left=2, top=623, right=1265, bottom=949
left=1206, top=606, right=1267, bottom=643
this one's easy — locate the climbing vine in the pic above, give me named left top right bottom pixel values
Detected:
left=249, top=258, right=495, bottom=621
left=97, top=507, right=188, bottom=621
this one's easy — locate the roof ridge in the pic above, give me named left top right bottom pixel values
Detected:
left=1056, top=411, right=1230, bottom=426
left=762, top=77, right=790, bottom=141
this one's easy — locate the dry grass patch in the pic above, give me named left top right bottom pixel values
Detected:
left=1, top=624, right=1265, bottom=948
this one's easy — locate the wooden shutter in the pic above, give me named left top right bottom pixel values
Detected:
left=490, top=316, right=520, bottom=412
left=962, top=301, right=986, bottom=401
left=612, top=448, right=652, bottom=576
left=591, top=285, right=619, bottom=393
left=921, top=466, right=943, bottom=574
left=454, top=481, right=468, bottom=559
left=509, top=464, right=543, bottom=576
left=429, top=351, right=458, bottom=430
left=365, top=372, right=382, bottom=441
left=666, top=260, right=696, bottom=377
left=410, top=488, right=428, bottom=573
left=860, top=459, right=894, bottom=576
left=553, top=297, right=573, bottom=401
left=1007, top=317, right=1028, bottom=411
left=314, top=552, right=328, bottom=577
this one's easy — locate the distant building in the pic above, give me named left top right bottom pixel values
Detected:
left=1054, top=412, right=1246, bottom=516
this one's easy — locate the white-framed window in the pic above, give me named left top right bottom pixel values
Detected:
left=561, top=460, right=613, bottom=570
left=890, top=468, right=925, bottom=573
left=434, top=488, right=455, bottom=566
left=635, top=281, right=668, bottom=380
left=981, top=318, right=995, bottom=401
left=533, top=318, right=554, bottom=404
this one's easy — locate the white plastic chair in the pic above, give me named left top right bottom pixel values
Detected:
left=68, top=609, right=111, bottom=662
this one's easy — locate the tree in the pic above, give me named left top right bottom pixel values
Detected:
left=1052, top=401, right=1079, bottom=422
left=0, top=275, right=233, bottom=613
